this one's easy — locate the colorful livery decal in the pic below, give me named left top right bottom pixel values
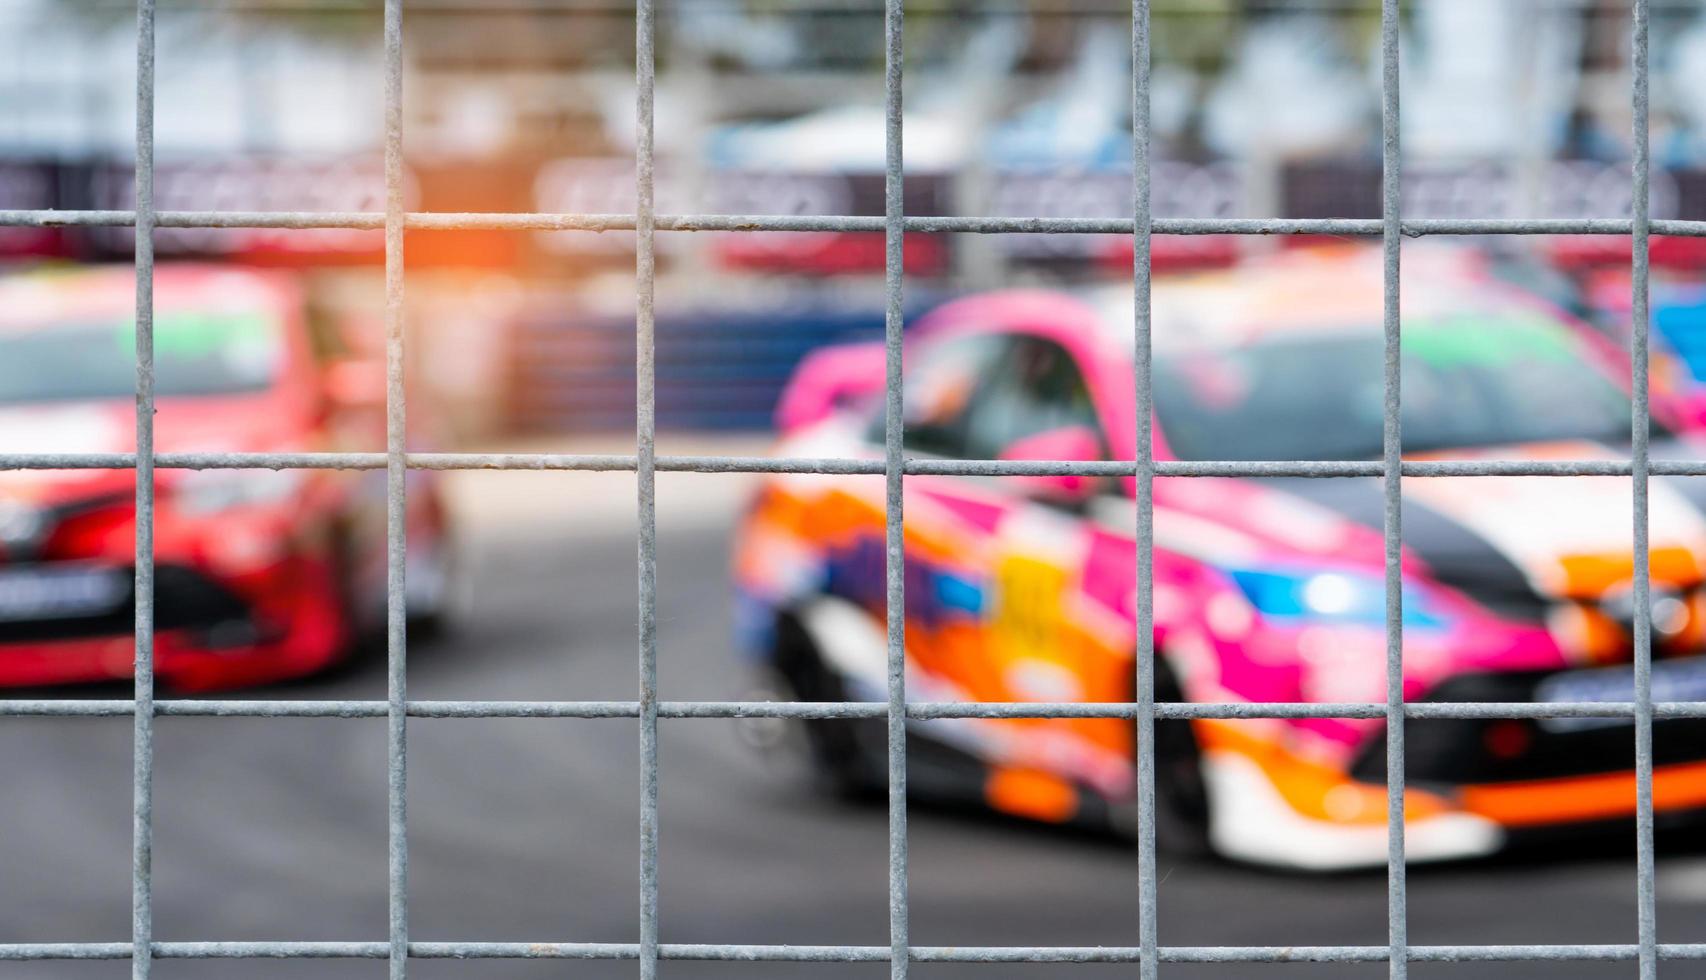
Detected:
left=734, top=245, right=1706, bottom=868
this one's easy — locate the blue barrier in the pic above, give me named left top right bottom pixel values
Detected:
left=507, top=293, right=942, bottom=432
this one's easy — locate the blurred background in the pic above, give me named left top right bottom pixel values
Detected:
left=8, top=0, right=1706, bottom=438
left=5, top=0, right=1706, bottom=977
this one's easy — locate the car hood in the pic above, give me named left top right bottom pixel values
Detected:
left=0, top=395, right=307, bottom=506
left=1234, top=439, right=1706, bottom=616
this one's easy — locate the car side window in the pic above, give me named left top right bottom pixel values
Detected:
left=962, top=336, right=1103, bottom=459
left=878, top=332, right=1103, bottom=460
left=887, top=332, right=1008, bottom=457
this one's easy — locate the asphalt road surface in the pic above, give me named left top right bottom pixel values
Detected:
left=6, top=444, right=1706, bottom=980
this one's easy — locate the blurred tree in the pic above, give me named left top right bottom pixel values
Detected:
left=1155, top=0, right=1409, bottom=160
left=51, top=0, right=374, bottom=38
left=1152, top=0, right=1241, bottom=160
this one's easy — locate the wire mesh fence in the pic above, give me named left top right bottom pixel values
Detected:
left=0, top=0, right=1692, bottom=978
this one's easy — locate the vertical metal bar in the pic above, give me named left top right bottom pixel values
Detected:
left=882, top=0, right=908, bottom=976
left=1379, top=1, right=1406, bottom=978
left=130, top=2, right=156, bottom=978
left=1630, top=2, right=1657, bottom=978
left=635, top=0, right=661, bottom=977
left=382, top=0, right=408, bottom=975
left=1129, top=2, right=1156, bottom=980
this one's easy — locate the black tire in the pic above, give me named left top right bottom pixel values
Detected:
left=771, top=613, right=886, bottom=800
left=768, top=613, right=1213, bottom=848
left=1148, top=656, right=1213, bottom=857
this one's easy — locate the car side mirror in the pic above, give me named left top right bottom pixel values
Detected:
left=998, top=425, right=1105, bottom=507
left=775, top=341, right=887, bottom=434
left=322, top=357, right=387, bottom=412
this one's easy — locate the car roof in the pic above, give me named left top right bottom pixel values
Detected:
left=0, top=264, right=296, bottom=334
left=1083, top=243, right=1537, bottom=355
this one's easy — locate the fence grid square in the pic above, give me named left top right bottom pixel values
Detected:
left=0, top=1, right=1681, bottom=978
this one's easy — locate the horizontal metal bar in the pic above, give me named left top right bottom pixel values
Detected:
left=0, top=451, right=1694, bottom=478
left=0, top=699, right=1696, bottom=720
left=5, top=940, right=1706, bottom=962
left=3, top=209, right=1706, bottom=237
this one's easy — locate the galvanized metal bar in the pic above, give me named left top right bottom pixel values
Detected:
left=1378, top=0, right=1406, bottom=977
left=3, top=699, right=1703, bottom=720
left=381, top=0, right=409, bottom=976
left=881, top=0, right=909, bottom=975
left=10, top=940, right=1706, bottom=963
left=634, top=0, right=662, bottom=976
left=7, top=209, right=1706, bottom=238
left=1129, top=1, right=1158, bottom=978
left=1630, top=2, right=1657, bottom=977
left=130, top=2, right=157, bottom=978
left=6, top=452, right=1706, bottom=479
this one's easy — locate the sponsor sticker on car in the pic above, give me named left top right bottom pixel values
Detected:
left=0, top=564, right=128, bottom=623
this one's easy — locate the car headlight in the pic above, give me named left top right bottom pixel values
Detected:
left=1227, top=566, right=1449, bottom=630
left=173, top=468, right=307, bottom=515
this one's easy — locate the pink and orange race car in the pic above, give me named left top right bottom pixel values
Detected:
left=734, top=244, right=1706, bottom=869
left=0, top=264, right=457, bottom=691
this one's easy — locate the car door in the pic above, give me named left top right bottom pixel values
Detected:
left=900, top=330, right=1138, bottom=813
left=966, top=336, right=1138, bottom=805
left=886, top=329, right=1014, bottom=708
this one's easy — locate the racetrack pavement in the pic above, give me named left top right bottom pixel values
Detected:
left=3, top=439, right=1703, bottom=979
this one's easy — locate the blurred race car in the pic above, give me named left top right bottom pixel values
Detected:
left=1543, top=235, right=1706, bottom=394
left=0, top=265, right=456, bottom=691
left=734, top=244, right=1706, bottom=869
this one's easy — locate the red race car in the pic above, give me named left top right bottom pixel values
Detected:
left=0, top=264, right=457, bottom=690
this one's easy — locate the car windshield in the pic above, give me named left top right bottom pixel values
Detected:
left=0, top=311, right=283, bottom=405
left=1154, top=312, right=1643, bottom=461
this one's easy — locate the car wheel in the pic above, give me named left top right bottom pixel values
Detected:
left=1148, top=655, right=1213, bottom=857
left=407, top=534, right=471, bottom=640
left=768, top=613, right=886, bottom=801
